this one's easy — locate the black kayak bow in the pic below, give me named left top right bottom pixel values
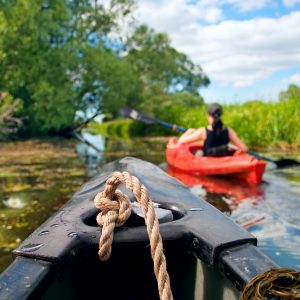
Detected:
left=120, top=107, right=300, bottom=169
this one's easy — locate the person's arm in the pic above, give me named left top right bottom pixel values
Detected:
left=178, top=127, right=205, bottom=144
left=228, top=128, right=248, bottom=152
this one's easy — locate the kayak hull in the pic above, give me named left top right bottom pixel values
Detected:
left=166, top=138, right=266, bottom=184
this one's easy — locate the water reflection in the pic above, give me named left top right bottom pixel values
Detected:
left=167, top=166, right=265, bottom=204
left=75, top=132, right=169, bottom=176
left=166, top=166, right=300, bottom=270
left=167, top=166, right=265, bottom=216
left=75, top=132, right=105, bottom=177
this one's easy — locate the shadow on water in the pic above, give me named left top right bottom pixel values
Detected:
left=1, top=133, right=300, bottom=273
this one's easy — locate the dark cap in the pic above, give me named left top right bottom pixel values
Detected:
left=206, top=103, right=223, bottom=117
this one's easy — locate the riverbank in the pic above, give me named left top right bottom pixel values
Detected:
left=91, top=120, right=300, bottom=153
left=91, top=95, right=300, bottom=149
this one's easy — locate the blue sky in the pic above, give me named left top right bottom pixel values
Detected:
left=135, top=0, right=300, bottom=103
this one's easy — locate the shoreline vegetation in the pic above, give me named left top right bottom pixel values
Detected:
left=90, top=92, right=300, bottom=151
left=1, top=0, right=299, bottom=152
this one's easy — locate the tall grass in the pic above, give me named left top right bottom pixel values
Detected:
left=91, top=96, right=300, bottom=148
left=223, top=97, right=300, bottom=147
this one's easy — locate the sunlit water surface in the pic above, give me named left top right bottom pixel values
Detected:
left=211, top=170, right=300, bottom=270
left=0, top=134, right=299, bottom=273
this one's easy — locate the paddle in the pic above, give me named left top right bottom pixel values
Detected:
left=120, top=107, right=186, bottom=133
left=120, top=107, right=300, bottom=169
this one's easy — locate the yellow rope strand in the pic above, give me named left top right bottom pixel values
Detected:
left=94, top=171, right=173, bottom=300
left=240, top=268, right=300, bottom=300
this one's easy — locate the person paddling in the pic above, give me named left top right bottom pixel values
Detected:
left=178, top=103, right=248, bottom=156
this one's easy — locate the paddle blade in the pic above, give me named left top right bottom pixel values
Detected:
left=275, top=159, right=300, bottom=168
left=119, top=107, right=158, bottom=124
left=247, top=150, right=300, bottom=169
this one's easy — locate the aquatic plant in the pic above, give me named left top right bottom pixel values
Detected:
left=3, top=197, right=25, bottom=209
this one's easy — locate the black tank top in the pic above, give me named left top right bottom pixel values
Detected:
left=203, top=127, right=229, bottom=156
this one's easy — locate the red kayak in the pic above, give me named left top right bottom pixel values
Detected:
left=166, top=138, right=266, bottom=184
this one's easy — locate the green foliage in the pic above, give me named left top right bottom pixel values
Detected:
left=170, top=92, right=204, bottom=107
left=0, top=0, right=75, bottom=134
left=0, top=1, right=210, bottom=136
left=0, top=0, right=136, bottom=135
left=78, top=45, right=138, bottom=118
left=126, top=25, right=209, bottom=93
left=124, top=25, right=209, bottom=113
left=156, top=104, right=205, bottom=130
left=90, top=119, right=146, bottom=138
left=223, top=96, right=300, bottom=147
left=279, top=84, right=300, bottom=101
left=0, top=92, right=22, bottom=139
left=138, top=91, right=204, bottom=118
left=0, top=11, right=6, bottom=60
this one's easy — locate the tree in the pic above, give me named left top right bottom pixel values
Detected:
left=77, top=45, right=138, bottom=118
left=279, top=84, right=300, bottom=101
left=0, top=2, right=209, bottom=136
left=124, top=25, right=209, bottom=112
left=0, top=0, right=136, bottom=135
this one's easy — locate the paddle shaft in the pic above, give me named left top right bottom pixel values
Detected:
left=158, top=120, right=186, bottom=133
left=246, top=150, right=276, bottom=163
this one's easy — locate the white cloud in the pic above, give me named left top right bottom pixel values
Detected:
left=225, top=0, right=271, bottom=12
left=288, top=73, right=300, bottom=85
left=191, top=13, right=300, bottom=86
left=202, top=6, right=223, bottom=23
left=135, top=0, right=272, bottom=31
left=134, top=0, right=224, bottom=35
left=135, top=1, right=300, bottom=88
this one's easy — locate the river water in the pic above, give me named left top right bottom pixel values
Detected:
left=0, top=134, right=299, bottom=273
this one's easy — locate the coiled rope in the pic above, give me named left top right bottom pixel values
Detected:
left=240, top=268, right=300, bottom=300
left=94, top=171, right=173, bottom=300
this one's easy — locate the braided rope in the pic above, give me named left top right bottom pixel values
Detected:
left=240, top=268, right=300, bottom=300
left=94, top=171, right=173, bottom=300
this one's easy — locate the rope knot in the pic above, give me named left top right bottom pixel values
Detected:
left=94, top=189, right=131, bottom=227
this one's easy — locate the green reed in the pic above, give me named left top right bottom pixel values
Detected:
left=223, top=97, right=300, bottom=147
left=156, top=97, right=300, bottom=147
left=91, top=96, right=300, bottom=148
